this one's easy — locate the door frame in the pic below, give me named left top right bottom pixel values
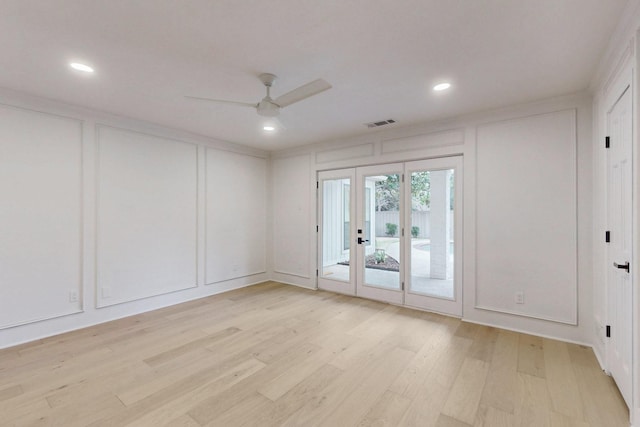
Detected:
left=317, top=157, right=463, bottom=317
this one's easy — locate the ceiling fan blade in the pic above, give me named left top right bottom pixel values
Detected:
left=274, top=78, right=332, bottom=108
left=184, top=95, right=256, bottom=109
left=272, top=116, right=287, bottom=130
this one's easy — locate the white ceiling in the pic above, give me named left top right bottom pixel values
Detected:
left=0, top=1, right=627, bottom=151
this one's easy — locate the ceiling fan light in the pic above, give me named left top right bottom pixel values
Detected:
left=70, top=62, right=94, bottom=73
left=263, top=125, right=275, bottom=131
left=433, top=82, right=451, bottom=91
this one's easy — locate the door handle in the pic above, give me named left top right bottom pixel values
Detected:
left=357, top=237, right=369, bottom=245
left=614, top=261, right=630, bottom=273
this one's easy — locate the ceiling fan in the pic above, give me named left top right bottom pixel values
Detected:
left=186, top=73, right=332, bottom=118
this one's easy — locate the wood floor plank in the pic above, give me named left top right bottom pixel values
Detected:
left=161, top=414, right=201, bottom=427
left=142, top=326, right=241, bottom=367
left=257, top=347, right=338, bottom=401
left=549, top=411, right=590, bottom=427
left=111, top=356, right=268, bottom=426
left=397, top=335, right=473, bottom=427
left=2, top=396, right=51, bottom=424
left=542, top=338, right=585, bottom=420
left=328, top=335, right=380, bottom=371
left=0, top=384, right=23, bottom=402
left=187, top=341, right=322, bottom=425
left=454, top=321, right=481, bottom=340
left=202, top=391, right=274, bottom=426
left=260, top=363, right=345, bottom=427
left=279, top=341, right=408, bottom=427
left=44, top=360, right=150, bottom=408
left=442, top=357, right=490, bottom=424
left=567, top=343, right=629, bottom=427
left=514, top=373, right=553, bottom=427
left=517, top=334, right=546, bottom=378
left=358, top=390, right=412, bottom=426
left=479, top=329, right=520, bottom=414
left=435, top=414, right=472, bottom=427
left=474, top=406, right=515, bottom=427
left=15, top=394, right=125, bottom=427
left=467, top=325, right=499, bottom=363
left=317, top=346, right=415, bottom=427
left=0, top=282, right=629, bottom=426
left=347, top=304, right=402, bottom=339
left=389, top=315, right=459, bottom=398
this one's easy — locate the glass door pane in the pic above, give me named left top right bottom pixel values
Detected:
left=364, top=173, right=401, bottom=290
left=318, top=169, right=356, bottom=295
left=409, top=169, right=454, bottom=298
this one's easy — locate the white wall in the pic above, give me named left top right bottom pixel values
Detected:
left=0, top=105, right=83, bottom=328
left=96, top=126, right=198, bottom=306
left=0, top=89, right=269, bottom=349
left=475, top=110, right=577, bottom=324
left=205, top=149, right=267, bottom=284
left=271, top=153, right=315, bottom=288
left=271, top=92, right=594, bottom=345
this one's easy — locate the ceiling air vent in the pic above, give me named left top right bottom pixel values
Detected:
left=365, top=119, right=396, bottom=128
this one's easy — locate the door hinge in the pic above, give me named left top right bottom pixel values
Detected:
left=605, top=136, right=610, bottom=149
left=401, top=282, right=405, bottom=290
left=316, top=181, right=319, bottom=189
left=606, top=325, right=611, bottom=338
left=316, top=225, right=319, bottom=232
left=605, top=231, right=610, bottom=243
left=402, top=228, right=404, bottom=237
left=402, top=174, right=405, bottom=183
left=316, top=269, right=319, bottom=277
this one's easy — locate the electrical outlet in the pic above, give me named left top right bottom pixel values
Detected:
left=68, top=290, right=79, bottom=303
left=101, top=287, right=111, bottom=298
left=515, top=291, right=524, bottom=304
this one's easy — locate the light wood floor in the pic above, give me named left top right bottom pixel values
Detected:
left=0, top=281, right=629, bottom=426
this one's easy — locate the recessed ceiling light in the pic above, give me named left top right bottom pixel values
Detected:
left=263, top=126, right=275, bottom=131
left=70, top=62, right=94, bottom=73
left=433, top=82, right=451, bottom=91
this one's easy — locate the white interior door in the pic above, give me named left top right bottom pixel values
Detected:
left=317, top=168, right=356, bottom=295
left=606, top=85, right=633, bottom=409
left=355, top=163, right=404, bottom=305
left=404, top=157, right=463, bottom=316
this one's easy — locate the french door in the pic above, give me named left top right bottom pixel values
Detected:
left=318, top=157, right=462, bottom=316
left=355, top=164, right=404, bottom=305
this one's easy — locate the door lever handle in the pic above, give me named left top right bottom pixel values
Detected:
left=614, top=262, right=630, bottom=273
left=357, top=237, right=369, bottom=245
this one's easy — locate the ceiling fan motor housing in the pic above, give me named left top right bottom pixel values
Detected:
left=257, top=98, right=280, bottom=117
